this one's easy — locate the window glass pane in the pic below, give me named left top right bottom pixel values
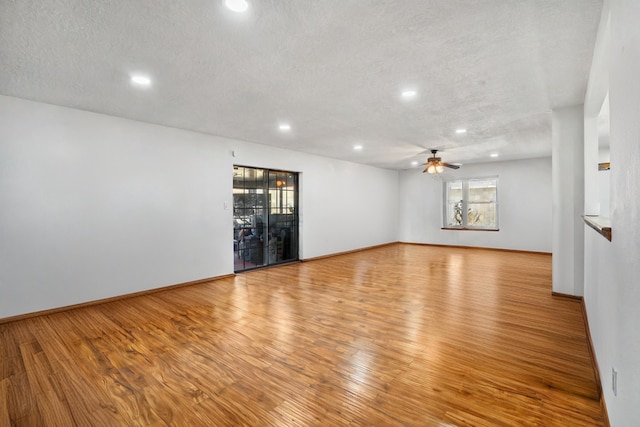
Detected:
left=468, top=179, right=497, bottom=203
left=234, top=167, right=268, bottom=271
left=467, top=203, right=497, bottom=228
left=446, top=200, right=463, bottom=227
left=250, top=169, right=299, bottom=268
left=445, top=181, right=463, bottom=227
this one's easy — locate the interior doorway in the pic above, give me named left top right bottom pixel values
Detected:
left=233, top=166, right=299, bottom=272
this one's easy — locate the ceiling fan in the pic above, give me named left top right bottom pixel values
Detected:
left=423, top=149, right=460, bottom=174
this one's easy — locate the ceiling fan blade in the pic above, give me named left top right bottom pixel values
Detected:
left=442, top=162, right=460, bottom=170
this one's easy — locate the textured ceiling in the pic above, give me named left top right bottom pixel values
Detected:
left=0, top=0, right=602, bottom=170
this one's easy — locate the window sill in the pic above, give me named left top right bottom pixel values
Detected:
left=583, top=215, right=612, bottom=241
left=441, top=227, right=499, bottom=232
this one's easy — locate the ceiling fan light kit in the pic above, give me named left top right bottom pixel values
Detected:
left=423, top=149, right=460, bottom=174
left=425, top=163, right=445, bottom=174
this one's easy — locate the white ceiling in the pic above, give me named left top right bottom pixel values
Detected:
left=0, top=0, right=602, bottom=170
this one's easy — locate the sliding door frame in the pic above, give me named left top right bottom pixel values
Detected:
left=233, top=165, right=299, bottom=272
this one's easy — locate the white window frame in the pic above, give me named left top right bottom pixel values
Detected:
left=442, top=177, right=499, bottom=231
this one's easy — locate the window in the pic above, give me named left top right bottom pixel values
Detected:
left=444, top=177, right=498, bottom=230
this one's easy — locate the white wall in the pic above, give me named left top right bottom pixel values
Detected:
left=398, top=157, right=552, bottom=252
left=0, top=95, right=398, bottom=319
left=583, top=0, right=640, bottom=424
left=599, top=147, right=611, bottom=216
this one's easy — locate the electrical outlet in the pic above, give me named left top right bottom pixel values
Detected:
left=612, top=367, right=618, bottom=396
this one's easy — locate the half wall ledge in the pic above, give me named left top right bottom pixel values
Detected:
left=583, top=215, right=612, bottom=241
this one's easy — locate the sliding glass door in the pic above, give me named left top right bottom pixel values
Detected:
left=233, top=166, right=298, bottom=272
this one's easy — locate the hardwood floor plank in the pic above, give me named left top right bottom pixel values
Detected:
left=0, top=378, right=10, bottom=427
left=0, top=244, right=605, bottom=425
left=19, top=342, right=76, bottom=426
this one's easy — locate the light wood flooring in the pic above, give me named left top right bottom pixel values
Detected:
left=0, top=244, right=605, bottom=426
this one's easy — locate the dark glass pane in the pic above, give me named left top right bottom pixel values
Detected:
left=233, top=167, right=267, bottom=271
left=267, top=170, right=298, bottom=264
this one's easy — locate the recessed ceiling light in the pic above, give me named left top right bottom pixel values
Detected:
left=130, top=74, right=152, bottom=87
left=401, top=90, right=417, bottom=99
left=278, top=123, right=291, bottom=132
left=353, top=145, right=363, bottom=151
left=411, top=161, right=419, bottom=166
left=225, top=0, right=249, bottom=12
left=455, top=129, right=467, bottom=134
left=490, top=153, right=499, bottom=158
